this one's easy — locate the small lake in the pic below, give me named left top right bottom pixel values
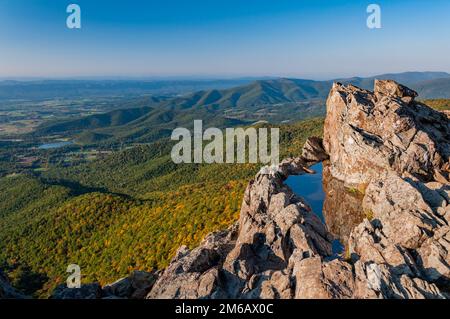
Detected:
left=285, top=162, right=346, bottom=256
left=286, top=162, right=326, bottom=222
left=38, top=141, right=73, bottom=149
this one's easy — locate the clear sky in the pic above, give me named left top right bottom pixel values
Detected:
left=1, top=0, right=449, bottom=79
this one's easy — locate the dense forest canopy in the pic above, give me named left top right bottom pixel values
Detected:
left=0, top=117, right=324, bottom=297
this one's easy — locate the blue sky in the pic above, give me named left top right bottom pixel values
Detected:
left=1, top=0, right=449, bottom=79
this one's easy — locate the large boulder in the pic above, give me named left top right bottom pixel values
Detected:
left=147, top=225, right=238, bottom=299
left=103, top=270, right=158, bottom=299
left=51, top=283, right=102, bottom=299
left=323, top=80, right=450, bottom=185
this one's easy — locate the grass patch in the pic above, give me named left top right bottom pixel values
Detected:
left=364, top=210, right=374, bottom=221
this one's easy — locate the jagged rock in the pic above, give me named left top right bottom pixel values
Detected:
left=51, top=283, right=102, bottom=299
left=334, top=81, right=450, bottom=298
left=323, top=80, right=450, bottom=184
left=360, top=173, right=443, bottom=249
left=255, top=270, right=293, bottom=299
left=219, top=165, right=334, bottom=298
left=416, top=227, right=450, bottom=285
left=146, top=225, right=238, bottom=299
left=374, top=79, right=418, bottom=103
left=353, top=261, right=444, bottom=299
left=146, top=146, right=335, bottom=299
left=103, top=270, right=158, bottom=299
left=294, top=257, right=354, bottom=299
left=301, top=137, right=329, bottom=163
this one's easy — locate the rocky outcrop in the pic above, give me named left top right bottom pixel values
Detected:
left=323, top=80, right=449, bottom=185
left=103, top=270, right=158, bottom=299
left=51, top=270, right=157, bottom=299
left=146, top=145, right=339, bottom=299
left=142, top=139, right=354, bottom=299
left=324, top=80, right=450, bottom=297
left=49, top=80, right=450, bottom=299
left=144, top=80, right=449, bottom=299
left=51, top=283, right=103, bottom=299
left=147, top=226, right=238, bottom=299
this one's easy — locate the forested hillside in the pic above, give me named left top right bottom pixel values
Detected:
left=32, top=73, right=450, bottom=145
left=423, top=99, right=450, bottom=111
left=0, top=118, right=324, bottom=297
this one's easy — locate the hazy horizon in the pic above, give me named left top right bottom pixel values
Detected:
left=1, top=70, right=450, bottom=83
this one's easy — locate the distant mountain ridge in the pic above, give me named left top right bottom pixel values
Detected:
left=159, top=71, right=450, bottom=110
left=413, top=78, right=450, bottom=99
left=337, top=71, right=450, bottom=91
left=165, top=78, right=331, bottom=109
left=2, top=71, right=449, bottom=101
left=38, top=106, right=154, bottom=135
left=0, top=79, right=258, bottom=101
left=33, top=71, right=450, bottom=144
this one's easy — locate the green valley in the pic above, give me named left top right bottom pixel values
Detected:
left=0, top=114, right=323, bottom=297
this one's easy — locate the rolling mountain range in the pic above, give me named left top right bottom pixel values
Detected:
left=38, top=106, right=154, bottom=134
left=337, top=71, right=450, bottom=89
left=34, top=71, right=450, bottom=144
left=163, top=71, right=450, bottom=109
left=0, top=78, right=258, bottom=101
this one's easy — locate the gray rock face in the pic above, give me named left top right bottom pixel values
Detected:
left=51, top=283, right=102, bottom=299
left=51, top=270, right=157, bottom=299
left=147, top=226, right=238, bottom=299
left=220, top=159, right=335, bottom=299
left=330, top=81, right=450, bottom=298
left=302, top=136, right=330, bottom=163
left=103, top=270, right=158, bottom=299
left=145, top=136, right=354, bottom=299
left=323, top=80, right=449, bottom=185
